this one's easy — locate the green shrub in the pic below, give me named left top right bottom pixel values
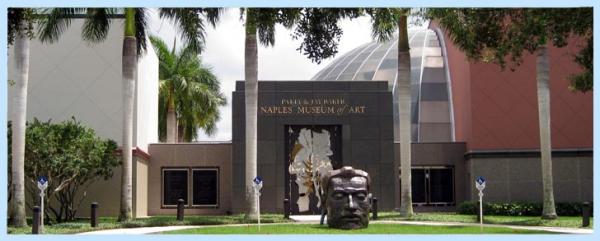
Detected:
left=458, top=201, right=593, bottom=216
left=8, top=118, right=119, bottom=223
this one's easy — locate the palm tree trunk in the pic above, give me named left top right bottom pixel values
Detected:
left=119, top=8, right=136, bottom=221
left=9, top=24, right=29, bottom=227
left=244, top=9, right=258, bottom=219
left=166, top=93, right=177, bottom=142
left=397, top=13, right=414, bottom=217
left=537, top=46, right=557, bottom=219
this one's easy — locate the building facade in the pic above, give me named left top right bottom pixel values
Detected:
left=8, top=21, right=592, bottom=217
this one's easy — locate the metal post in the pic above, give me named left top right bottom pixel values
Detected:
left=479, top=197, right=483, bottom=231
left=40, top=193, right=44, bottom=233
left=256, top=191, right=261, bottom=231
left=177, top=199, right=185, bottom=221
left=476, top=200, right=482, bottom=222
left=32, top=206, right=40, bottom=234
left=372, top=197, right=378, bottom=220
left=582, top=202, right=591, bottom=227
left=283, top=198, right=290, bottom=219
left=91, top=202, right=99, bottom=227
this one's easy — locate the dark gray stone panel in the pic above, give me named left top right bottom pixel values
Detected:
left=276, top=81, right=313, bottom=92
left=380, top=141, right=394, bottom=164
left=258, top=164, right=277, bottom=187
left=257, top=141, right=277, bottom=165
left=379, top=93, right=393, bottom=117
left=351, top=117, right=380, bottom=140
left=258, top=81, right=277, bottom=91
left=231, top=92, right=245, bottom=121
left=379, top=116, right=394, bottom=140
left=232, top=141, right=244, bottom=163
left=348, top=93, right=379, bottom=116
left=232, top=162, right=245, bottom=189
left=554, top=181, right=581, bottom=202
left=509, top=181, right=542, bottom=201
left=235, top=81, right=244, bottom=91
left=350, top=140, right=380, bottom=164
left=508, top=158, right=541, bottom=182
left=257, top=118, right=277, bottom=141
left=231, top=118, right=244, bottom=141
left=313, top=81, right=350, bottom=92
left=350, top=81, right=381, bottom=92
left=379, top=163, right=396, bottom=186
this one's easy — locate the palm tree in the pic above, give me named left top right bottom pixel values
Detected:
left=242, top=8, right=267, bottom=219
left=536, top=45, right=557, bottom=219
left=7, top=8, right=36, bottom=227
left=427, top=8, right=591, bottom=219
left=149, top=35, right=226, bottom=143
left=367, top=8, right=414, bottom=217
left=240, top=8, right=361, bottom=218
left=38, top=8, right=220, bottom=221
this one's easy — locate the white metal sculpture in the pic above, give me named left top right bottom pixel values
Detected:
left=289, top=128, right=333, bottom=212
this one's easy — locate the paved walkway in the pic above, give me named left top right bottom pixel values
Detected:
left=78, top=218, right=593, bottom=235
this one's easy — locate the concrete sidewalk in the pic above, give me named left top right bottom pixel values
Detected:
left=77, top=219, right=593, bottom=235
left=78, top=225, right=201, bottom=235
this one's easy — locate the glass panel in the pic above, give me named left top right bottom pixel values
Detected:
left=429, top=168, right=454, bottom=203
left=411, top=169, right=427, bottom=203
left=193, top=169, right=218, bottom=206
left=163, top=170, right=188, bottom=205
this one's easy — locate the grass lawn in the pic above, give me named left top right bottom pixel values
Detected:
left=377, top=212, right=593, bottom=229
left=161, top=223, right=552, bottom=234
left=7, top=214, right=290, bottom=234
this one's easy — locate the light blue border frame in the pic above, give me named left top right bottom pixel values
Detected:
left=0, top=1, right=597, bottom=241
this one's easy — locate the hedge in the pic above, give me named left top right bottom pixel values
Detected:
left=458, top=201, right=593, bottom=216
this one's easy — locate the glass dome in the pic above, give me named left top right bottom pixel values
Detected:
left=311, top=29, right=454, bottom=143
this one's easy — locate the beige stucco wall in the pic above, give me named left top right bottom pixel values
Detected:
left=8, top=18, right=158, bottom=218
left=147, top=143, right=232, bottom=215
left=134, top=157, right=149, bottom=217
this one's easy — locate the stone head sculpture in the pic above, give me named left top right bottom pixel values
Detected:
left=321, top=166, right=371, bottom=229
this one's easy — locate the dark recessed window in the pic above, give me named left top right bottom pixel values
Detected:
left=163, top=169, right=188, bottom=206
left=192, top=169, right=219, bottom=206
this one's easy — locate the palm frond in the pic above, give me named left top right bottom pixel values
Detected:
left=159, top=8, right=211, bottom=53
left=38, top=8, right=86, bottom=43
left=135, top=8, right=148, bottom=56
left=152, top=34, right=226, bottom=141
left=201, top=8, right=223, bottom=28
left=81, top=8, right=114, bottom=43
left=366, top=8, right=400, bottom=43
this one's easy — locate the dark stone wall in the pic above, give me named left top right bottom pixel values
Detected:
left=465, top=151, right=593, bottom=203
left=232, top=81, right=395, bottom=213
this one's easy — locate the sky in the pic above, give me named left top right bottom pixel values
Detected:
left=148, top=8, right=425, bottom=141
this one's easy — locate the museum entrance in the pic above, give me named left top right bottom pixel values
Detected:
left=284, top=125, right=342, bottom=214
left=410, top=166, right=455, bottom=205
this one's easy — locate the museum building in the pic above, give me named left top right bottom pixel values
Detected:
left=8, top=20, right=592, bottom=217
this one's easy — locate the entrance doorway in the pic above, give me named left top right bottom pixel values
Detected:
left=284, top=125, right=342, bottom=214
left=410, top=166, right=455, bottom=205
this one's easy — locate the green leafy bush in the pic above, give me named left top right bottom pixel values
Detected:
left=8, top=118, right=119, bottom=223
left=458, top=201, right=593, bottom=216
